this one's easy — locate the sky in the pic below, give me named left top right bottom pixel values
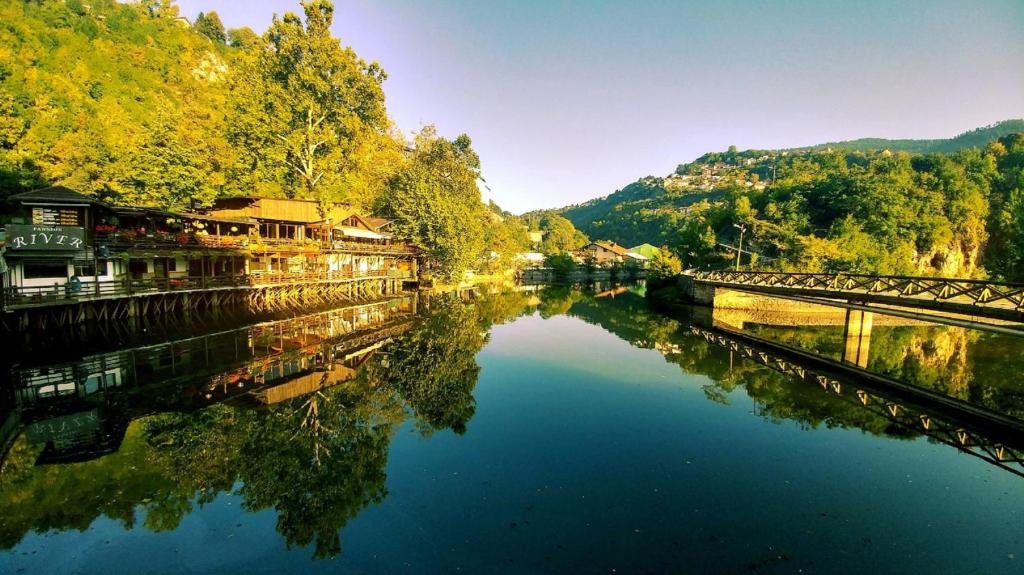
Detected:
left=176, top=0, right=1024, bottom=214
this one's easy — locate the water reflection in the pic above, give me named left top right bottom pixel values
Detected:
left=2, top=284, right=1023, bottom=565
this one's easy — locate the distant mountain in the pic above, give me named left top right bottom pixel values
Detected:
left=549, top=120, right=1024, bottom=247
left=792, top=119, right=1024, bottom=154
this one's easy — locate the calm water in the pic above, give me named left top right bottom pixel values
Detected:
left=2, top=286, right=1023, bottom=574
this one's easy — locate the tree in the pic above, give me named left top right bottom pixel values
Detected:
left=194, top=11, right=226, bottom=44
left=648, top=248, right=683, bottom=279
left=226, top=0, right=390, bottom=208
left=539, top=214, right=587, bottom=254
left=482, top=216, right=529, bottom=273
left=226, top=27, right=261, bottom=50
left=379, top=128, right=487, bottom=281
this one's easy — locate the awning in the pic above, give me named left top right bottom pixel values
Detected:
left=338, top=226, right=390, bottom=240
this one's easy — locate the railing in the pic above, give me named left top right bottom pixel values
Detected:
left=250, top=237, right=419, bottom=255
left=692, top=270, right=1024, bottom=312
left=94, top=232, right=249, bottom=250
left=3, top=270, right=416, bottom=309
left=690, top=325, right=1024, bottom=477
left=327, top=240, right=420, bottom=255
left=249, top=269, right=412, bottom=285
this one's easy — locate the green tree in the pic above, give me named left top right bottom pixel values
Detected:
left=380, top=128, right=487, bottom=281
left=539, top=213, right=588, bottom=254
left=225, top=0, right=390, bottom=208
left=648, top=248, right=683, bottom=279
left=226, top=26, right=261, bottom=50
left=194, top=11, right=226, bottom=44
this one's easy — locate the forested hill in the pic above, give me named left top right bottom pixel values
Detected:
left=0, top=0, right=535, bottom=282
left=551, top=126, right=1024, bottom=281
left=795, top=119, right=1024, bottom=154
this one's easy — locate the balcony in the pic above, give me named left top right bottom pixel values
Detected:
left=94, top=231, right=249, bottom=251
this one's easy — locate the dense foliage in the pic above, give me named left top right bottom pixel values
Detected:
left=0, top=0, right=524, bottom=281
left=558, top=130, right=1024, bottom=279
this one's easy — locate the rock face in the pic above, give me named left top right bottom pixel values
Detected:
left=913, top=236, right=984, bottom=278
left=192, top=51, right=228, bottom=82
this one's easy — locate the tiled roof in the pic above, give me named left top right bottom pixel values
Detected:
left=594, top=241, right=631, bottom=256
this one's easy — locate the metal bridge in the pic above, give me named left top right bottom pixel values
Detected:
left=688, top=270, right=1024, bottom=327
left=690, top=323, right=1024, bottom=478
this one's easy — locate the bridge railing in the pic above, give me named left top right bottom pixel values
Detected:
left=689, top=325, right=1024, bottom=477
left=691, top=270, right=1024, bottom=311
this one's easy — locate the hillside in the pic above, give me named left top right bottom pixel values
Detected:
left=556, top=120, right=1024, bottom=248
left=795, top=119, right=1024, bottom=154
left=551, top=125, right=1024, bottom=280
left=0, top=0, right=239, bottom=205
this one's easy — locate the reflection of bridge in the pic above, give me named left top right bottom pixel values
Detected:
left=688, top=323, right=1024, bottom=477
left=684, top=271, right=1024, bottom=330
left=1, top=296, right=419, bottom=466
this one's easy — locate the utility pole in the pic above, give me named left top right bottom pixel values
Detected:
left=733, top=223, right=746, bottom=271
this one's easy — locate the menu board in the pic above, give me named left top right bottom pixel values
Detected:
left=32, top=207, right=80, bottom=226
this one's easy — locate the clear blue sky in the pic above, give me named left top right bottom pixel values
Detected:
left=177, top=0, right=1024, bottom=214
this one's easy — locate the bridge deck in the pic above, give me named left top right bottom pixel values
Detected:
left=692, top=270, right=1024, bottom=323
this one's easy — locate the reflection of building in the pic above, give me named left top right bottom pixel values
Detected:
left=1, top=188, right=423, bottom=326
left=3, top=296, right=418, bottom=466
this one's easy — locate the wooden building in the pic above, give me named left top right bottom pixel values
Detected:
left=1, top=189, right=422, bottom=322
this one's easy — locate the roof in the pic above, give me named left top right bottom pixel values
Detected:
left=591, top=241, right=632, bottom=257
left=338, top=226, right=390, bottom=240
left=10, top=186, right=101, bottom=205
left=629, top=244, right=662, bottom=259
left=364, top=217, right=392, bottom=230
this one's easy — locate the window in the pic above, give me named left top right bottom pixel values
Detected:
left=23, top=259, right=69, bottom=279
left=128, top=259, right=148, bottom=278
left=73, top=260, right=97, bottom=277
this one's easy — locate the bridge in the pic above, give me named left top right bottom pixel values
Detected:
left=686, top=322, right=1024, bottom=478
left=681, top=270, right=1024, bottom=334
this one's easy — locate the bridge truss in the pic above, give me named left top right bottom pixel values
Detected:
left=692, top=270, right=1024, bottom=323
left=690, top=325, right=1024, bottom=478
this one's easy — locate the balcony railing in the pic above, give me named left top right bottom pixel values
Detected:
left=3, top=270, right=416, bottom=309
left=94, top=232, right=249, bottom=250
left=88, top=232, right=417, bottom=255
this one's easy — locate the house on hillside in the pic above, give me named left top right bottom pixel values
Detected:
left=580, top=241, right=639, bottom=265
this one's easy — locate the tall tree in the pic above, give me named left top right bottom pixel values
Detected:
left=226, top=0, right=390, bottom=210
left=380, top=128, right=487, bottom=281
left=194, top=11, right=226, bottom=44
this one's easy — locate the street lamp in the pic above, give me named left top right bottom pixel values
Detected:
left=733, top=223, right=747, bottom=271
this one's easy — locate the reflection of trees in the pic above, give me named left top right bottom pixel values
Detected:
left=11, top=287, right=1016, bottom=556
left=370, top=297, right=485, bottom=435
left=0, top=289, right=539, bottom=556
left=746, top=322, right=1024, bottom=419
left=561, top=289, right=915, bottom=438
left=0, top=425, right=180, bottom=549
left=143, top=380, right=404, bottom=558
left=0, top=381, right=404, bottom=559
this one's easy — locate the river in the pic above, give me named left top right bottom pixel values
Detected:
left=1, top=284, right=1022, bottom=574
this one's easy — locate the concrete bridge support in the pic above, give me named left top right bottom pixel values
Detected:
left=842, top=309, right=873, bottom=368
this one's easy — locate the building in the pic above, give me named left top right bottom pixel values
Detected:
left=580, top=241, right=633, bottom=265
left=629, top=244, right=662, bottom=260
left=0, top=188, right=422, bottom=319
